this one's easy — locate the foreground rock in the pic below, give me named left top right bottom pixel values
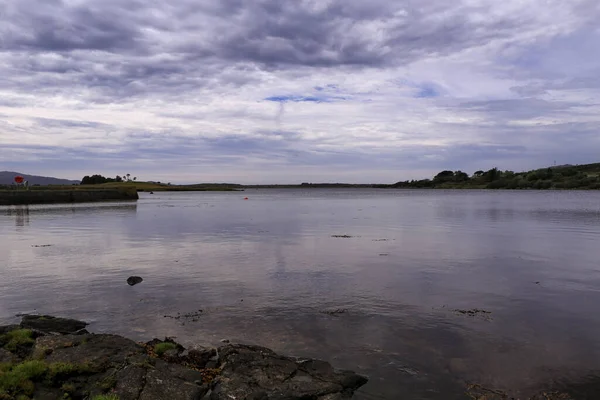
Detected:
left=0, top=315, right=368, bottom=400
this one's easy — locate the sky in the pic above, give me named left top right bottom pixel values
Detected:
left=1, top=0, right=599, bottom=184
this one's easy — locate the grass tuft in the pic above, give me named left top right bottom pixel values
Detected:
left=91, top=395, right=119, bottom=400
left=153, top=342, right=177, bottom=356
left=0, top=329, right=35, bottom=351
left=0, top=360, right=93, bottom=397
left=0, top=360, right=47, bottom=396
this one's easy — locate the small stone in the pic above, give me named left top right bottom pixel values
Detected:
left=127, top=276, right=143, bottom=286
left=220, top=339, right=230, bottom=344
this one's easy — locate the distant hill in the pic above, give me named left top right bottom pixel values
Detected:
left=0, top=171, right=79, bottom=186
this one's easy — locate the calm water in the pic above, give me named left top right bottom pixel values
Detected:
left=2, top=190, right=600, bottom=399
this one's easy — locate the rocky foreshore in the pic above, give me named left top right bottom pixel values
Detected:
left=0, top=315, right=368, bottom=400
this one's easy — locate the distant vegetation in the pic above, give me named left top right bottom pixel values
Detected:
left=387, top=163, right=600, bottom=190
left=3, top=164, right=600, bottom=193
left=81, top=174, right=136, bottom=185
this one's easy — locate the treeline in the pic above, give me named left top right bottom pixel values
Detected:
left=389, top=163, right=600, bottom=190
left=81, top=174, right=136, bottom=185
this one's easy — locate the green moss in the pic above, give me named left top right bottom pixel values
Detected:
left=0, top=360, right=47, bottom=396
left=153, top=342, right=177, bottom=356
left=11, top=361, right=47, bottom=379
left=60, top=382, right=75, bottom=393
left=0, top=360, right=93, bottom=397
left=46, top=362, right=92, bottom=383
left=47, top=363, right=78, bottom=377
left=99, top=375, right=117, bottom=391
left=91, top=395, right=119, bottom=400
left=0, top=329, right=35, bottom=351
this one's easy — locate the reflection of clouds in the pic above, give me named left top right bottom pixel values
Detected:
left=1, top=203, right=137, bottom=216
left=11, top=205, right=30, bottom=227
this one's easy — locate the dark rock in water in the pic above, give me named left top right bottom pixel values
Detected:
left=454, top=308, right=491, bottom=316
left=127, top=276, right=143, bottom=286
left=320, top=309, right=348, bottom=316
left=20, top=315, right=88, bottom=334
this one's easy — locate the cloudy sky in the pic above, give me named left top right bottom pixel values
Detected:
left=1, top=0, right=599, bottom=183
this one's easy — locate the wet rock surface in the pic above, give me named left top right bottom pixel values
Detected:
left=211, top=344, right=368, bottom=400
left=0, top=315, right=368, bottom=400
left=20, top=315, right=88, bottom=335
left=126, top=276, right=144, bottom=286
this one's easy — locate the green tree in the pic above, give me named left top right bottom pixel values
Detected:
left=433, top=170, right=455, bottom=183
left=484, top=168, right=499, bottom=182
left=453, top=171, right=469, bottom=181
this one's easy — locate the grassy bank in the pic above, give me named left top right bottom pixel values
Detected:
left=0, top=188, right=138, bottom=205
left=17, top=182, right=241, bottom=192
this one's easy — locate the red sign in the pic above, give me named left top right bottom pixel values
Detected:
left=14, top=176, right=24, bottom=184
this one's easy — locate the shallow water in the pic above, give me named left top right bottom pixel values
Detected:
left=2, top=189, right=600, bottom=399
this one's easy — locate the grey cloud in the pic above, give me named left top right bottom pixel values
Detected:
left=4, top=0, right=532, bottom=69
left=510, top=84, right=548, bottom=97
left=0, top=0, right=580, bottom=103
left=454, top=98, right=580, bottom=121
left=199, top=1, right=524, bottom=68
left=33, top=118, right=113, bottom=129
left=3, top=1, right=141, bottom=52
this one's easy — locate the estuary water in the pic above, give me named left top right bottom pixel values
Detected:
left=2, top=189, right=600, bottom=399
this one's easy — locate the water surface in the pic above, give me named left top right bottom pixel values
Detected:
left=2, top=189, right=600, bottom=399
